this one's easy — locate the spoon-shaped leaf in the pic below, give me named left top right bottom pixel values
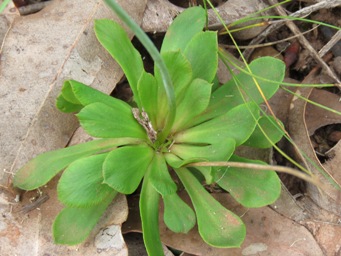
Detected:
left=103, top=144, right=154, bottom=194
left=244, top=115, right=284, bottom=148
left=53, top=191, right=117, bottom=245
left=58, top=153, right=114, bottom=207
left=154, top=51, right=192, bottom=129
left=57, top=80, right=130, bottom=113
left=176, top=168, right=246, bottom=247
left=149, top=152, right=177, bottom=196
left=184, top=31, right=218, bottom=83
left=95, top=19, right=144, bottom=106
left=140, top=169, right=164, bottom=255
left=163, top=193, right=196, bottom=233
left=194, top=56, right=285, bottom=124
left=14, top=138, right=140, bottom=190
left=77, top=102, right=147, bottom=139
left=137, top=72, right=159, bottom=128
left=174, top=102, right=259, bottom=145
left=172, top=78, right=212, bottom=132
left=161, top=6, right=206, bottom=53
left=216, top=155, right=281, bottom=208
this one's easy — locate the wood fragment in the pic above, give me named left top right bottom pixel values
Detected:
left=19, top=193, right=49, bottom=214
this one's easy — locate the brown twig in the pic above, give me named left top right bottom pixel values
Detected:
left=268, top=0, right=341, bottom=85
left=243, top=0, right=341, bottom=60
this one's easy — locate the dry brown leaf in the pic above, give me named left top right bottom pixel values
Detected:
left=0, top=0, right=147, bottom=255
left=305, top=88, right=341, bottom=136
left=1, top=0, right=146, bottom=180
left=123, top=192, right=323, bottom=256
left=288, top=85, right=341, bottom=217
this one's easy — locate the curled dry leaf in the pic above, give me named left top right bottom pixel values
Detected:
left=0, top=0, right=146, bottom=255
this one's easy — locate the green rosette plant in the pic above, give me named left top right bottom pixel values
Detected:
left=14, top=5, right=286, bottom=255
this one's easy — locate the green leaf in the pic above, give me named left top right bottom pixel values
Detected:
left=216, top=155, right=281, bottom=208
left=53, top=191, right=117, bottom=245
left=103, top=144, right=154, bottom=194
left=13, top=138, right=140, bottom=190
left=140, top=170, right=164, bottom=255
left=244, top=115, right=284, bottom=148
left=137, top=72, right=159, bottom=128
left=58, top=80, right=81, bottom=104
left=174, top=102, right=260, bottom=146
left=194, top=56, right=285, bottom=124
left=160, top=51, right=193, bottom=104
left=56, top=80, right=130, bottom=113
left=56, top=94, right=83, bottom=113
left=95, top=19, right=144, bottom=106
left=161, top=6, right=206, bottom=53
left=149, top=153, right=177, bottom=196
left=58, top=153, right=115, bottom=207
left=77, top=102, right=147, bottom=139
left=172, top=78, right=212, bottom=131
left=170, top=138, right=235, bottom=162
left=176, top=168, right=246, bottom=248
left=164, top=153, right=206, bottom=169
left=163, top=193, right=196, bottom=233
left=154, top=51, right=193, bottom=129
left=184, top=31, right=218, bottom=83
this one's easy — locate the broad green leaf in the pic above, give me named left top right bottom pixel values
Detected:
left=149, top=153, right=177, bottom=196
left=95, top=19, right=144, bottom=106
left=77, top=102, right=147, bottom=139
left=172, top=78, right=212, bottom=132
left=57, top=80, right=130, bottom=113
left=174, top=103, right=260, bottom=146
left=244, top=115, right=284, bottom=148
left=137, top=72, right=159, bottom=128
left=163, top=193, right=196, bottom=233
left=53, top=191, right=117, bottom=245
left=217, top=155, right=281, bottom=208
left=56, top=94, right=83, bottom=113
left=103, top=144, right=154, bottom=194
left=184, top=31, right=218, bottom=83
left=176, top=168, right=246, bottom=247
left=194, top=57, right=285, bottom=125
left=154, top=51, right=193, bottom=129
left=58, top=153, right=114, bottom=207
left=161, top=7, right=206, bottom=53
left=13, top=138, right=141, bottom=190
left=170, top=138, right=235, bottom=162
left=160, top=51, right=193, bottom=104
left=58, top=80, right=81, bottom=104
left=140, top=170, right=164, bottom=255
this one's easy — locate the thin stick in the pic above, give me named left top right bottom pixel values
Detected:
left=221, top=25, right=318, bottom=49
left=318, top=29, right=341, bottom=57
left=187, top=161, right=323, bottom=188
left=269, top=0, right=340, bottom=85
left=244, top=0, right=341, bottom=60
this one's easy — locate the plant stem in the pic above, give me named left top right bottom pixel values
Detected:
left=104, top=0, right=176, bottom=143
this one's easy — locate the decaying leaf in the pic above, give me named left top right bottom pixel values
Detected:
left=0, top=0, right=146, bottom=255
left=123, top=192, right=324, bottom=255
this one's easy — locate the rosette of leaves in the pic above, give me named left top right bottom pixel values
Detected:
left=14, top=6, right=285, bottom=255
